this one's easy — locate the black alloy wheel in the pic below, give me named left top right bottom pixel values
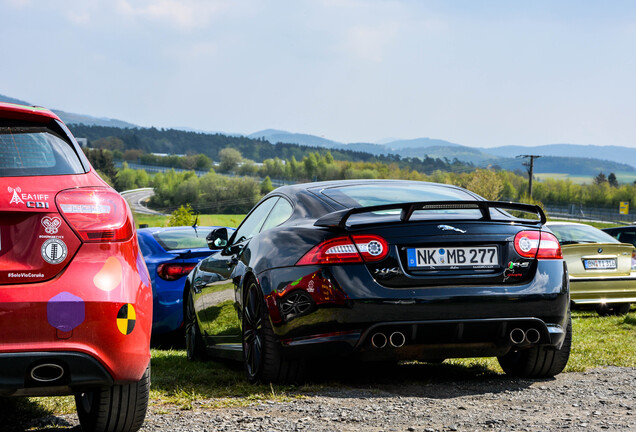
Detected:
left=242, top=279, right=305, bottom=384
left=243, top=281, right=265, bottom=382
left=185, top=289, right=205, bottom=361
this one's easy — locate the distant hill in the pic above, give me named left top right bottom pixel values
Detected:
left=247, top=129, right=342, bottom=148
left=68, top=124, right=458, bottom=175
left=248, top=129, right=636, bottom=175
left=399, top=144, right=499, bottom=164
left=484, top=144, right=636, bottom=170
left=0, top=93, right=138, bottom=128
left=0, top=95, right=31, bottom=105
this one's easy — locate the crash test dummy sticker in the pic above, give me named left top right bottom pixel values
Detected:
left=116, top=304, right=136, bottom=335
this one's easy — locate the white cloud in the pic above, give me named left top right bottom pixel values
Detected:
left=115, top=0, right=230, bottom=30
left=342, top=23, right=399, bottom=62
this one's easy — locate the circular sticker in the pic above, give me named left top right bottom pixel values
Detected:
left=41, top=238, right=68, bottom=264
left=117, top=304, right=136, bottom=335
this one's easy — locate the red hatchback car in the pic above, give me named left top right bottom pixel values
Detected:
left=0, top=102, right=152, bottom=432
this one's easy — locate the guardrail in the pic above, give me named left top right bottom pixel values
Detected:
left=545, top=205, right=634, bottom=225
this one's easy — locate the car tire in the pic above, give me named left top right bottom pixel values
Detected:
left=75, top=364, right=150, bottom=432
left=185, top=289, right=206, bottom=361
left=497, top=312, right=572, bottom=378
left=596, top=302, right=631, bottom=316
left=243, top=278, right=304, bottom=384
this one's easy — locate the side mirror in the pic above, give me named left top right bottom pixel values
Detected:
left=206, top=227, right=228, bottom=250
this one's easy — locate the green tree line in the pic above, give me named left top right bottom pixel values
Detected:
left=85, top=147, right=636, bottom=214
left=70, top=124, right=466, bottom=173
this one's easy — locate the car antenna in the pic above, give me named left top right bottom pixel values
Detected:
left=192, top=212, right=199, bottom=235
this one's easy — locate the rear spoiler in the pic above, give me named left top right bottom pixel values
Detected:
left=314, top=200, right=546, bottom=229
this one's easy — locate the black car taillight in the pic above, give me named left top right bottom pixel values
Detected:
left=56, top=188, right=133, bottom=242
left=157, top=263, right=196, bottom=281
left=514, top=230, right=562, bottom=259
left=297, top=235, right=389, bottom=265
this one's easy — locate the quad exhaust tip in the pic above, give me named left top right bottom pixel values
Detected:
left=389, top=331, right=406, bottom=348
left=30, top=363, right=65, bottom=383
left=509, top=328, right=541, bottom=345
left=371, top=331, right=406, bottom=348
left=525, top=328, right=541, bottom=344
left=371, top=332, right=388, bottom=349
left=510, top=328, right=526, bottom=344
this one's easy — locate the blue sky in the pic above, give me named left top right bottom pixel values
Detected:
left=2, top=0, right=636, bottom=147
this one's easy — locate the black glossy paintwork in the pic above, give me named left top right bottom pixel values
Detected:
left=257, top=260, right=568, bottom=338
left=185, top=179, right=569, bottom=362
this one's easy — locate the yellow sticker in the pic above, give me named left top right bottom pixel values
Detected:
left=116, top=304, right=136, bottom=335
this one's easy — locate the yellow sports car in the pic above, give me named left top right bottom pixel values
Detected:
left=547, top=222, right=636, bottom=316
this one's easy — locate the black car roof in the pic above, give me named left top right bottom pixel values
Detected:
left=262, top=179, right=479, bottom=222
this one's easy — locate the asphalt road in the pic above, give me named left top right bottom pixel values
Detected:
left=120, top=188, right=164, bottom=216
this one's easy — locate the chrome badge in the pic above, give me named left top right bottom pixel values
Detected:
left=437, top=225, right=466, bottom=234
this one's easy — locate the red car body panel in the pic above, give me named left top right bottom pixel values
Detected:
left=0, top=102, right=152, bottom=388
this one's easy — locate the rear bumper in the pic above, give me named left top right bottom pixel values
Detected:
left=0, top=241, right=152, bottom=387
left=258, top=259, right=569, bottom=359
left=570, top=276, right=636, bottom=304
left=0, top=352, right=114, bottom=397
left=280, top=317, right=567, bottom=360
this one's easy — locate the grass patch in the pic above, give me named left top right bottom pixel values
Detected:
left=149, top=349, right=308, bottom=410
left=133, top=213, right=244, bottom=229
left=536, top=172, right=636, bottom=185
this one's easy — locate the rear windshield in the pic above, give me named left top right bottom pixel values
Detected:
left=321, top=183, right=477, bottom=207
left=548, top=224, right=619, bottom=245
left=0, top=125, right=85, bottom=177
left=153, top=229, right=210, bottom=251
left=321, top=183, right=488, bottom=221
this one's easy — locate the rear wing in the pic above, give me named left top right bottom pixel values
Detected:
left=314, top=200, right=546, bottom=229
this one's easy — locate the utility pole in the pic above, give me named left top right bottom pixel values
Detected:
left=517, top=155, right=541, bottom=198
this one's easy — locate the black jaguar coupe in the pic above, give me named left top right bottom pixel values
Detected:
left=184, top=180, right=570, bottom=383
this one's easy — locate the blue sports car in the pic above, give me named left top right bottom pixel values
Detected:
left=138, top=225, right=230, bottom=336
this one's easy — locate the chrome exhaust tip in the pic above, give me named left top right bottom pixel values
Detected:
left=510, top=328, right=526, bottom=345
left=371, top=332, right=387, bottom=349
left=30, top=363, right=65, bottom=383
left=389, top=331, right=406, bottom=348
left=525, top=328, right=541, bottom=344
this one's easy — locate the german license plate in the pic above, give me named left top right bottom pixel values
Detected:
left=407, top=246, right=498, bottom=269
left=583, top=259, right=616, bottom=270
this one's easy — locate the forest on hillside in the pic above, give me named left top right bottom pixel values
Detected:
left=69, top=124, right=467, bottom=174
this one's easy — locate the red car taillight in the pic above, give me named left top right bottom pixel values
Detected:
left=514, top=230, right=562, bottom=259
left=56, top=188, right=134, bottom=242
left=297, top=235, right=389, bottom=265
left=157, top=263, right=196, bottom=281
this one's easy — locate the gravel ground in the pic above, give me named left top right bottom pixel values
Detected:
left=17, top=367, right=636, bottom=432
